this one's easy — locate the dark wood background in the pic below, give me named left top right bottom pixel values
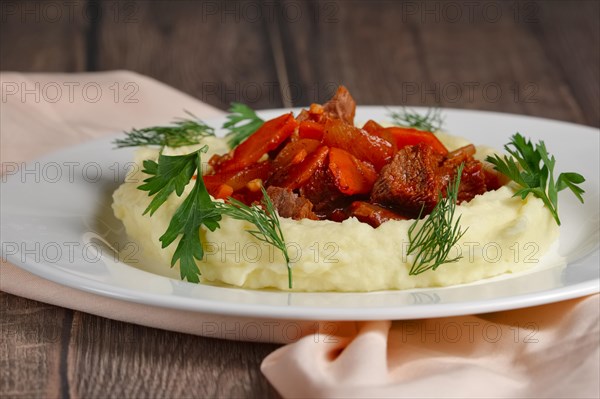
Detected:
left=1, top=1, right=599, bottom=398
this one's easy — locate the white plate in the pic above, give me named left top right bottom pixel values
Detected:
left=2, top=107, right=599, bottom=320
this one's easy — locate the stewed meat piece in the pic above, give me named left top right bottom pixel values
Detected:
left=322, top=86, right=356, bottom=125
left=349, top=201, right=407, bottom=228
left=370, top=144, right=487, bottom=218
left=266, top=186, right=318, bottom=220
left=371, top=144, right=443, bottom=217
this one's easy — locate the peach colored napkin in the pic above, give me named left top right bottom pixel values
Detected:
left=2, top=72, right=599, bottom=398
left=263, top=296, right=600, bottom=398
left=0, top=71, right=319, bottom=343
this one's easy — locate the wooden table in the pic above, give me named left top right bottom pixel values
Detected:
left=2, top=1, right=598, bottom=397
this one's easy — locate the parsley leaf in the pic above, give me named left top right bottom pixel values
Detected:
left=138, top=146, right=221, bottom=282
left=138, top=152, right=198, bottom=216
left=486, top=133, right=585, bottom=225
left=137, top=146, right=292, bottom=286
left=223, top=103, right=264, bottom=148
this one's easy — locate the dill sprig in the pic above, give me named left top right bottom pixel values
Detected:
left=407, top=164, right=467, bottom=275
left=223, top=103, right=264, bottom=149
left=115, top=111, right=215, bottom=148
left=389, top=107, right=444, bottom=132
left=216, top=187, right=292, bottom=288
left=486, top=133, right=585, bottom=225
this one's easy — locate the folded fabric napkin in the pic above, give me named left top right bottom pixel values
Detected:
left=0, top=70, right=315, bottom=343
left=262, top=297, right=599, bottom=398
left=1, top=71, right=598, bottom=398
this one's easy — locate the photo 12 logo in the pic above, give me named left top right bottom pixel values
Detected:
left=0, top=1, right=139, bottom=24
left=199, top=1, right=339, bottom=24
left=400, top=1, right=540, bottom=24
left=200, top=81, right=341, bottom=106
left=203, top=240, right=340, bottom=264
left=397, top=320, right=540, bottom=344
left=1, top=81, right=139, bottom=104
left=398, top=81, right=539, bottom=104
left=1, top=239, right=139, bottom=265
left=1, top=161, right=141, bottom=185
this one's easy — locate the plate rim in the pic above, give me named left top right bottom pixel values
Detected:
left=2, top=106, right=599, bottom=320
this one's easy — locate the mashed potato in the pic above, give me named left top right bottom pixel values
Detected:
left=112, top=134, right=559, bottom=292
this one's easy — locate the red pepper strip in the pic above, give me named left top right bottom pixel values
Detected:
left=204, top=161, right=272, bottom=198
left=328, top=147, right=378, bottom=195
left=349, top=201, right=407, bottom=228
left=323, top=119, right=393, bottom=171
left=298, top=120, right=325, bottom=140
left=219, top=113, right=298, bottom=172
left=362, top=119, right=384, bottom=135
left=280, top=146, right=330, bottom=190
left=376, top=127, right=448, bottom=156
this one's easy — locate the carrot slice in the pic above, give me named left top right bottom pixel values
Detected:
left=328, top=147, right=377, bottom=195
left=280, top=146, right=330, bottom=190
left=376, top=127, right=448, bottom=155
left=298, top=120, right=325, bottom=141
left=272, top=139, right=321, bottom=171
left=212, top=184, right=234, bottom=200
left=323, top=119, right=393, bottom=171
left=269, top=139, right=321, bottom=186
left=204, top=162, right=272, bottom=197
left=219, top=113, right=298, bottom=172
left=362, top=120, right=384, bottom=135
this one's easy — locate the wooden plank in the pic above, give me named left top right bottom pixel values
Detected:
left=95, top=0, right=283, bottom=110
left=0, top=292, right=70, bottom=399
left=0, top=0, right=88, bottom=71
left=66, top=312, right=282, bottom=398
left=277, top=0, right=428, bottom=106
left=528, top=0, right=599, bottom=127
left=278, top=0, right=596, bottom=126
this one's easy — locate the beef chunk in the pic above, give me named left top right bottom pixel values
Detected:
left=297, top=166, right=358, bottom=220
left=449, top=160, right=487, bottom=203
left=371, top=144, right=443, bottom=217
left=370, top=144, right=488, bottom=217
left=323, top=86, right=356, bottom=125
left=349, top=201, right=407, bottom=228
left=266, top=186, right=318, bottom=220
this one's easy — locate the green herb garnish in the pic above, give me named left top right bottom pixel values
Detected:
left=216, top=187, right=292, bottom=288
left=138, top=147, right=291, bottom=286
left=486, top=133, right=585, bottom=225
left=407, top=164, right=467, bottom=275
left=114, top=112, right=215, bottom=148
left=138, top=146, right=221, bottom=282
left=223, top=103, right=264, bottom=148
left=389, top=107, right=444, bottom=132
